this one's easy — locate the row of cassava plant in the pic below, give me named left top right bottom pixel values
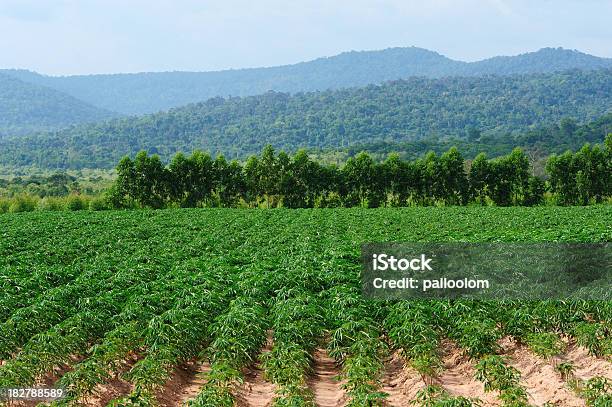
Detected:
left=262, top=291, right=325, bottom=406
left=412, top=384, right=482, bottom=406
left=475, top=355, right=531, bottom=407
left=186, top=299, right=268, bottom=407
left=56, top=206, right=289, bottom=405
left=326, top=286, right=389, bottom=406
left=440, top=302, right=533, bottom=407
left=384, top=301, right=443, bottom=384
left=0, top=263, right=181, bottom=391
left=52, top=271, right=224, bottom=405
left=0, top=264, right=157, bottom=361
left=107, top=288, right=231, bottom=405
left=0, top=264, right=79, bottom=324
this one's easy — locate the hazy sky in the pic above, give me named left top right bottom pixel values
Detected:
left=0, top=0, right=610, bottom=76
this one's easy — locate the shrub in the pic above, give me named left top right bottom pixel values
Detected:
left=0, top=198, right=10, bottom=213
left=66, top=194, right=88, bottom=211
left=8, top=195, right=37, bottom=213
left=89, top=196, right=109, bottom=211
left=37, top=196, right=66, bottom=211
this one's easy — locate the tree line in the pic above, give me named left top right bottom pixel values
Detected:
left=109, top=135, right=611, bottom=209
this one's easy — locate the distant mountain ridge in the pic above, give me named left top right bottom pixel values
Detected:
left=0, top=73, right=117, bottom=137
left=3, top=47, right=612, bottom=115
left=1, top=69, right=609, bottom=169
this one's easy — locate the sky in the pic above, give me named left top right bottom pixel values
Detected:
left=0, top=0, right=610, bottom=76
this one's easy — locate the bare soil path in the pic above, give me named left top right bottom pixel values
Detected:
left=308, top=348, right=345, bottom=407
left=381, top=351, right=426, bottom=406
left=156, top=360, right=210, bottom=407
left=236, top=336, right=276, bottom=407
left=501, top=338, right=583, bottom=407
left=436, top=340, right=500, bottom=406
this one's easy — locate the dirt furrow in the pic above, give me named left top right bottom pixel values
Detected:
left=308, top=348, right=345, bottom=407
left=236, top=337, right=276, bottom=407
left=381, top=351, right=426, bottom=407
left=156, top=360, right=210, bottom=407
left=436, top=340, right=500, bottom=406
left=561, top=342, right=612, bottom=381
left=501, top=338, right=583, bottom=406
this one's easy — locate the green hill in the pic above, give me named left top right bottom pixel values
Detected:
left=0, top=69, right=610, bottom=169
left=3, top=47, right=612, bottom=115
left=0, top=73, right=117, bottom=137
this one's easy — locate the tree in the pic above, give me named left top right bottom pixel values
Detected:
left=286, top=149, right=320, bottom=208
left=439, top=147, right=468, bottom=205
left=132, top=151, right=169, bottom=208
left=276, top=151, right=296, bottom=207
left=243, top=155, right=261, bottom=207
left=342, top=152, right=383, bottom=207
left=111, top=156, right=137, bottom=207
left=469, top=153, right=491, bottom=205
left=507, top=148, right=530, bottom=205
left=213, top=155, right=245, bottom=207
left=574, top=144, right=607, bottom=204
left=523, top=176, right=545, bottom=206
left=259, top=145, right=279, bottom=208
left=422, top=152, right=443, bottom=204
left=189, top=150, right=215, bottom=206
left=382, top=153, right=408, bottom=206
left=168, top=152, right=190, bottom=206
left=546, top=151, right=578, bottom=205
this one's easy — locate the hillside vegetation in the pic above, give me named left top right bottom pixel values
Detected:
left=3, top=47, right=612, bottom=115
left=335, top=114, right=612, bottom=163
left=0, top=69, right=610, bottom=169
left=0, top=73, right=117, bottom=137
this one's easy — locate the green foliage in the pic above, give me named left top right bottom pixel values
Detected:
left=475, top=355, right=521, bottom=392
left=37, top=196, right=66, bottom=211
left=385, top=302, right=442, bottom=380
left=0, top=170, right=111, bottom=200
left=547, top=140, right=611, bottom=205
left=88, top=196, right=109, bottom=211
left=65, top=194, right=89, bottom=211
left=573, top=322, right=611, bottom=357
left=1, top=70, right=611, bottom=169
left=447, top=314, right=501, bottom=359
left=0, top=197, right=9, bottom=213
left=8, top=194, right=37, bottom=213
left=555, top=362, right=575, bottom=381
left=5, top=47, right=611, bottom=116
left=0, top=207, right=610, bottom=406
left=0, top=72, right=116, bottom=137
left=108, top=145, right=571, bottom=209
left=498, top=386, right=531, bottom=407
left=525, top=332, right=566, bottom=359
left=581, top=377, right=612, bottom=406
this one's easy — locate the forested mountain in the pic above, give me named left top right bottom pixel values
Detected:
left=0, top=73, right=117, bottom=137
left=335, top=114, right=612, bottom=164
left=3, top=47, right=612, bottom=115
left=0, top=69, right=610, bottom=169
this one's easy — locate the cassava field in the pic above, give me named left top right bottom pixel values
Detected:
left=1, top=207, right=611, bottom=406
